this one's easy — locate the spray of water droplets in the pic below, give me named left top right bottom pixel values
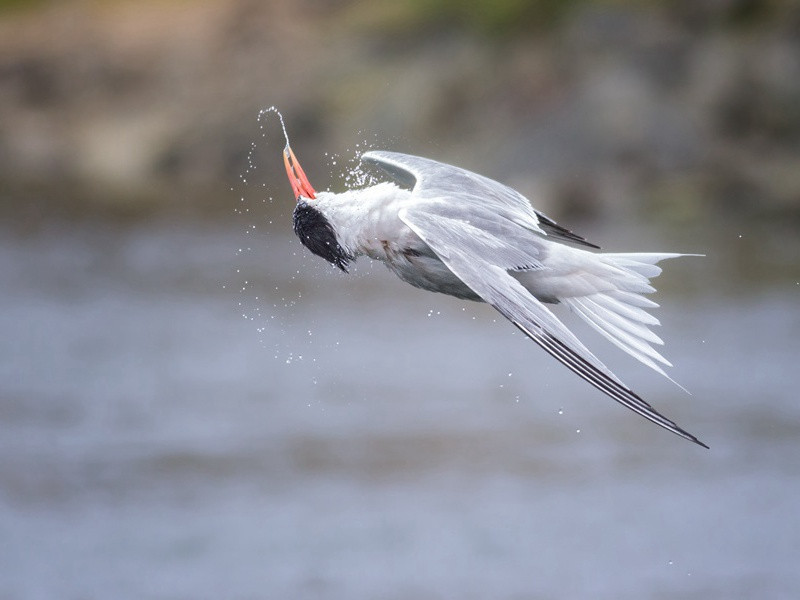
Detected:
left=233, top=106, right=387, bottom=368
left=229, top=106, right=297, bottom=359
left=325, top=134, right=384, bottom=192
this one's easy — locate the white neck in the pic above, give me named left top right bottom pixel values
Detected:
left=312, top=182, right=413, bottom=257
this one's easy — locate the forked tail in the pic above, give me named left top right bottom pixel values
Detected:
left=562, top=252, right=697, bottom=391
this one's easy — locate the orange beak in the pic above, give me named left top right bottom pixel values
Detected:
left=283, top=144, right=316, bottom=201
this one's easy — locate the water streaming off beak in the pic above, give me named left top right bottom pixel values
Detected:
left=260, top=105, right=291, bottom=148
left=261, top=106, right=316, bottom=200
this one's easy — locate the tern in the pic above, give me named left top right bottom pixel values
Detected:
left=283, top=145, right=706, bottom=448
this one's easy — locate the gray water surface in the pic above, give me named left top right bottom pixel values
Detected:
left=1, top=220, right=798, bottom=600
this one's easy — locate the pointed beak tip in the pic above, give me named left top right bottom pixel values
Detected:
left=283, top=144, right=317, bottom=201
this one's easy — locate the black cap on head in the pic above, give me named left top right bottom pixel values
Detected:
left=293, top=201, right=353, bottom=272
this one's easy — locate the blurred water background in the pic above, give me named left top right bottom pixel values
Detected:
left=1, top=1, right=800, bottom=599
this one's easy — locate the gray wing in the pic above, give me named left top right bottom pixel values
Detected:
left=362, top=150, right=599, bottom=249
left=398, top=206, right=707, bottom=448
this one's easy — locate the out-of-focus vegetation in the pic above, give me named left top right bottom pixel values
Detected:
left=0, top=0, right=799, bottom=225
left=0, top=0, right=44, bottom=13
left=346, top=0, right=591, bottom=36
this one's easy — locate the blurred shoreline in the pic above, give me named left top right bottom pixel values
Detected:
left=1, top=0, right=799, bottom=226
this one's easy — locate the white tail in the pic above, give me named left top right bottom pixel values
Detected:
left=561, top=252, right=694, bottom=392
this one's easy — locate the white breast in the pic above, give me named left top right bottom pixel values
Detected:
left=313, top=183, right=478, bottom=299
left=313, top=183, right=418, bottom=259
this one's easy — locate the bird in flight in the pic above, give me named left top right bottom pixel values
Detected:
left=283, top=144, right=706, bottom=448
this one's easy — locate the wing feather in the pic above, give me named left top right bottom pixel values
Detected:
left=399, top=206, right=707, bottom=448
left=362, top=151, right=599, bottom=248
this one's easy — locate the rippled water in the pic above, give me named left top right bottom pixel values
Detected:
left=1, top=218, right=798, bottom=600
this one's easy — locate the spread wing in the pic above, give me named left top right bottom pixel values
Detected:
left=362, top=150, right=705, bottom=447
left=397, top=204, right=707, bottom=448
left=362, top=150, right=599, bottom=249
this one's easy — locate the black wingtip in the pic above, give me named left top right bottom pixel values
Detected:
left=536, top=213, right=601, bottom=249
left=659, top=410, right=708, bottom=449
left=531, top=329, right=708, bottom=450
left=637, top=403, right=709, bottom=449
left=682, top=432, right=710, bottom=449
